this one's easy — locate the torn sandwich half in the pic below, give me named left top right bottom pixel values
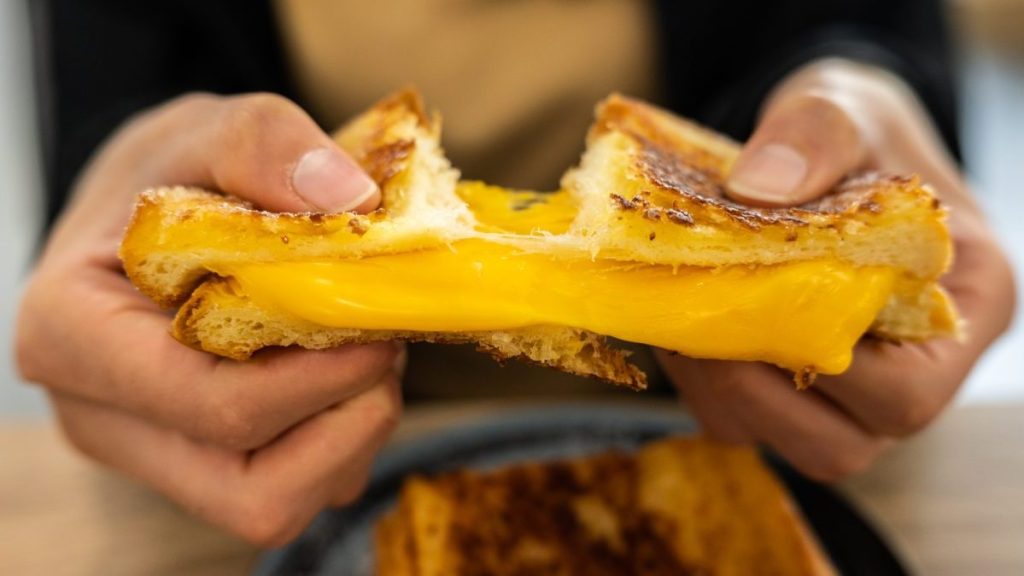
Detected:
left=120, top=89, right=959, bottom=389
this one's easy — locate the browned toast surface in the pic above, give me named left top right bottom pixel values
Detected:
left=119, top=89, right=958, bottom=387
left=564, top=94, right=953, bottom=280
left=174, top=278, right=646, bottom=389
left=375, top=437, right=835, bottom=575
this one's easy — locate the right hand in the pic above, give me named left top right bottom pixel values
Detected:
left=660, top=60, right=1015, bottom=481
left=15, top=93, right=402, bottom=547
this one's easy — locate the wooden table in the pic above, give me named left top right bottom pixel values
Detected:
left=2, top=400, right=1022, bottom=576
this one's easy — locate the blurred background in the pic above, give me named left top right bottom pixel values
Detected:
left=1, top=0, right=1022, bottom=419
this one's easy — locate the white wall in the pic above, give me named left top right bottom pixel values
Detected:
left=0, top=0, right=47, bottom=418
left=957, top=45, right=1024, bottom=403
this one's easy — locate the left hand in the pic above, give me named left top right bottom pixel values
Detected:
left=658, top=58, right=1015, bottom=481
left=15, top=93, right=399, bottom=546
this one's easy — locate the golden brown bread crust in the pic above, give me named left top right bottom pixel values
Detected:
left=120, top=87, right=468, bottom=309
left=120, top=90, right=651, bottom=389
left=173, top=279, right=647, bottom=389
left=334, top=87, right=429, bottom=186
left=119, top=89, right=958, bottom=388
left=595, top=93, right=944, bottom=226
left=120, top=188, right=397, bottom=308
left=376, top=436, right=836, bottom=575
left=565, top=94, right=953, bottom=281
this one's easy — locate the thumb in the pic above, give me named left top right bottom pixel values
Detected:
left=727, top=93, right=867, bottom=207
left=161, top=93, right=381, bottom=214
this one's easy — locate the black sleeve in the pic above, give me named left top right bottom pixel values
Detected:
left=32, top=0, right=292, bottom=229
left=37, top=1, right=961, bottom=229
left=651, top=0, right=961, bottom=161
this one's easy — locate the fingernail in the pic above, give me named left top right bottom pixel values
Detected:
left=292, top=147, right=379, bottom=212
left=728, top=143, right=807, bottom=203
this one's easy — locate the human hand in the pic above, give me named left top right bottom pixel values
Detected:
left=15, top=93, right=403, bottom=546
left=658, top=58, right=1015, bottom=481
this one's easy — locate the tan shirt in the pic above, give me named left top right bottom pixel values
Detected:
left=273, top=1, right=662, bottom=397
left=274, top=0, right=658, bottom=189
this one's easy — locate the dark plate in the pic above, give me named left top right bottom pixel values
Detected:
left=255, top=404, right=909, bottom=576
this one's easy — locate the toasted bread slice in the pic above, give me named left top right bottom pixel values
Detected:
left=561, top=95, right=958, bottom=341
left=565, top=96, right=951, bottom=277
left=375, top=436, right=836, bottom=576
left=120, top=90, right=958, bottom=388
left=174, top=278, right=645, bottom=387
left=121, top=90, right=645, bottom=387
left=121, top=90, right=470, bottom=309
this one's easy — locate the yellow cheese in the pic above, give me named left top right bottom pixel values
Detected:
left=456, top=181, right=576, bottom=235
left=219, top=240, right=895, bottom=375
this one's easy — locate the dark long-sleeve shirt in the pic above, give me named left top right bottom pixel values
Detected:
left=33, top=0, right=960, bottom=229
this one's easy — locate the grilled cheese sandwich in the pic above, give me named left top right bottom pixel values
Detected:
left=120, top=89, right=959, bottom=389
left=376, top=436, right=837, bottom=575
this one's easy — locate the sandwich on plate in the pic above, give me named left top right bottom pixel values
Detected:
left=120, top=89, right=958, bottom=389
left=376, top=437, right=837, bottom=575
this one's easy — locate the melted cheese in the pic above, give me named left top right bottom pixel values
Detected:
left=456, top=181, right=575, bottom=235
left=219, top=240, right=895, bottom=375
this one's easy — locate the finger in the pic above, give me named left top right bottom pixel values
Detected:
left=327, top=446, right=378, bottom=508
left=245, top=374, right=402, bottom=512
left=18, top=91, right=401, bottom=450
left=727, top=92, right=866, bottom=206
left=815, top=234, right=1015, bottom=437
left=169, top=93, right=382, bottom=213
left=18, top=265, right=401, bottom=451
left=51, top=374, right=401, bottom=547
left=814, top=338, right=966, bottom=437
left=656, top=351, right=753, bottom=444
left=700, top=361, right=889, bottom=482
left=84, top=92, right=379, bottom=216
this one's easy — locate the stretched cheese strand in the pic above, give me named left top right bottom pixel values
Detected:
left=220, top=240, right=895, bottom=375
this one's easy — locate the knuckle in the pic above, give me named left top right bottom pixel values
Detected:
left=110, top=91, right=222, bottom=153
left=334, top=342, right=402, bottom=380
left=165, top=91, right=221, bottom=114
left=229, top=491, right=305, bottom=548
left=60, top=430, right=96, bottom=461
left=214, top=93, right=302, bottom=190
left=13, top=284, right=50, bottom=385
left=709, top=364, right=760, bottom=399
left=62, top=431, right=101, bottom=463
left=866, top=363, right=943, bottom=437
left=992, top=248, right=1017, bottom=333
left=884, top=392, right=943, bottom=437
left=53, top=409, right=102, bottom=463
left=138, top=92, right=222, bottom=133
left=699, top=419, right=751, bottom=445
left=361, top=379, right=402, bottom=437
left=332, top=471, right=372, bottom=507
left=235, top=92, right=297, bottom=115
left=221, top=93, right=296, bottom=143
left=708, top=368, right=745, bottom=396
left=803, top=445, right=880, bottom=482
left=798, top=91, right=848, bottom=117
left=791, top=92, right=861, bottom=142
left=13, top=322, right=42, bottom=385
left=194, top=390, right=262, bottom=450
